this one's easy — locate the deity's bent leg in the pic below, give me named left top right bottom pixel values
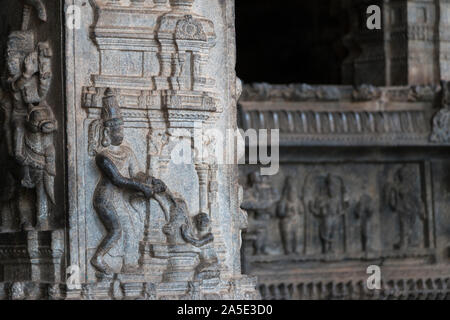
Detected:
left=91, top=198, right=122, bottom=275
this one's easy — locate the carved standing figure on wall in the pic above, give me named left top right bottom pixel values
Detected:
left=309, top=174, right=348, bottom=254
left=276, top=177, right=304, bottom=255
left=387, top=166, right=426, bottom=250
left=90, top=88, right=167, bottom=277
left=0, top=17, right=57, bottom=230
left=355, top=193, right=374, bottom=252
left=241, top=172, right=279, bottom=255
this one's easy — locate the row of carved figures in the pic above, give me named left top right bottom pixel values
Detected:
left=241, top=167, right=426, bottom=256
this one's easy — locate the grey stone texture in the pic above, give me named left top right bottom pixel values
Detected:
left=239, top=82, right=450, bottom=300
left=239, top=0, right=450, bottom=300
left=0, top=0, right=258, bottom=300
left=237, top=1, right=450, bottom=300
left=342, top=0, right=450, bottom=86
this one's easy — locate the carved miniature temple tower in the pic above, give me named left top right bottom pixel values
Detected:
left=0, top=0, right=258, bottom=299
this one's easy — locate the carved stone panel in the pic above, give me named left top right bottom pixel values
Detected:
left=241, top=163, right=433, bottom=261
left=0, top=0, right=258, bottom=300
left=240, top=83, right=450, bottom=300
left=64, top=0, right=258, bottom=300
left=0, top=0, right=65, bottom=288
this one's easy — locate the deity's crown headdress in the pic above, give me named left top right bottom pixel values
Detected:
left=7, top=31, right=34, bottom=54
left=101, top=88, right=123, bottom=127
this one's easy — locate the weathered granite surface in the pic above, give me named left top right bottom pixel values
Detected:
left=0, top=0, right=258, bottom=300
left=239, top=82, right=450, bottom=300
left=342, top=0, right=450, bottom=86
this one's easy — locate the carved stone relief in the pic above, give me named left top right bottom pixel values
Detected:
left=239, top=83, right=439, bottom=147
left=242, top=163, right=432, bottom=262
left=0, top=0, right=57, bottom=232
left=61, top=0, right=258, bottom=300
left=239, top=78, right=450, bottom=300
left=0, top=0, right=64, bottom=290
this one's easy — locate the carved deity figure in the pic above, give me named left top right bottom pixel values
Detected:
left=0, top=24, right=57, bottom=230
left=241, top=172, right=279, bottom=255
left=237, top=186, right=249, bottom=250
left=309, top=174, right=348, bottom=254
left=276, top=177, right=304, bottom=255
left=355, top=194, right=374, bottom=252
left=387, top=166, right=426, bottom=250
left=90, top=89, right=166, bottom=277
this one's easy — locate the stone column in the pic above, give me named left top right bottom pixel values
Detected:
left=64, top=0, right=258, bottom=300
left=0, top=0, right=257, bottom=300
left=342, top=0, right=450, bottom=86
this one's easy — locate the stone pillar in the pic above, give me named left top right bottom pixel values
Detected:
left=342, top=0, right=450, bottom=86
left=64, top=0, right=258, bottom=300
left=0, top=0, right=257, bottom=300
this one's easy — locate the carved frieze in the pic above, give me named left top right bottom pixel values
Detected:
left=241, top=164, right=432, bottom=262
left=239, top=83, right=441, bottom=146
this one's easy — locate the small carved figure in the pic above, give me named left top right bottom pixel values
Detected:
left=162, top=195, right=196, bottom=246
left=309, top=174, right=348, bottom=254
left=159, top=189, right=219, bottom=281
left=387, top=166, right=426, bottom=249
left=241, top=172, right=279, bottom=255
left=10, top=282, right=26, bottom=300
left=182, top=213, right=219, bottom=280
left=90, top=89, right=167, bottom=277
left=352, top=84, right=381, bottom=101
left=355, top=194, right=374, bottom=252
left=276, top=177, right=304, bottom=255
